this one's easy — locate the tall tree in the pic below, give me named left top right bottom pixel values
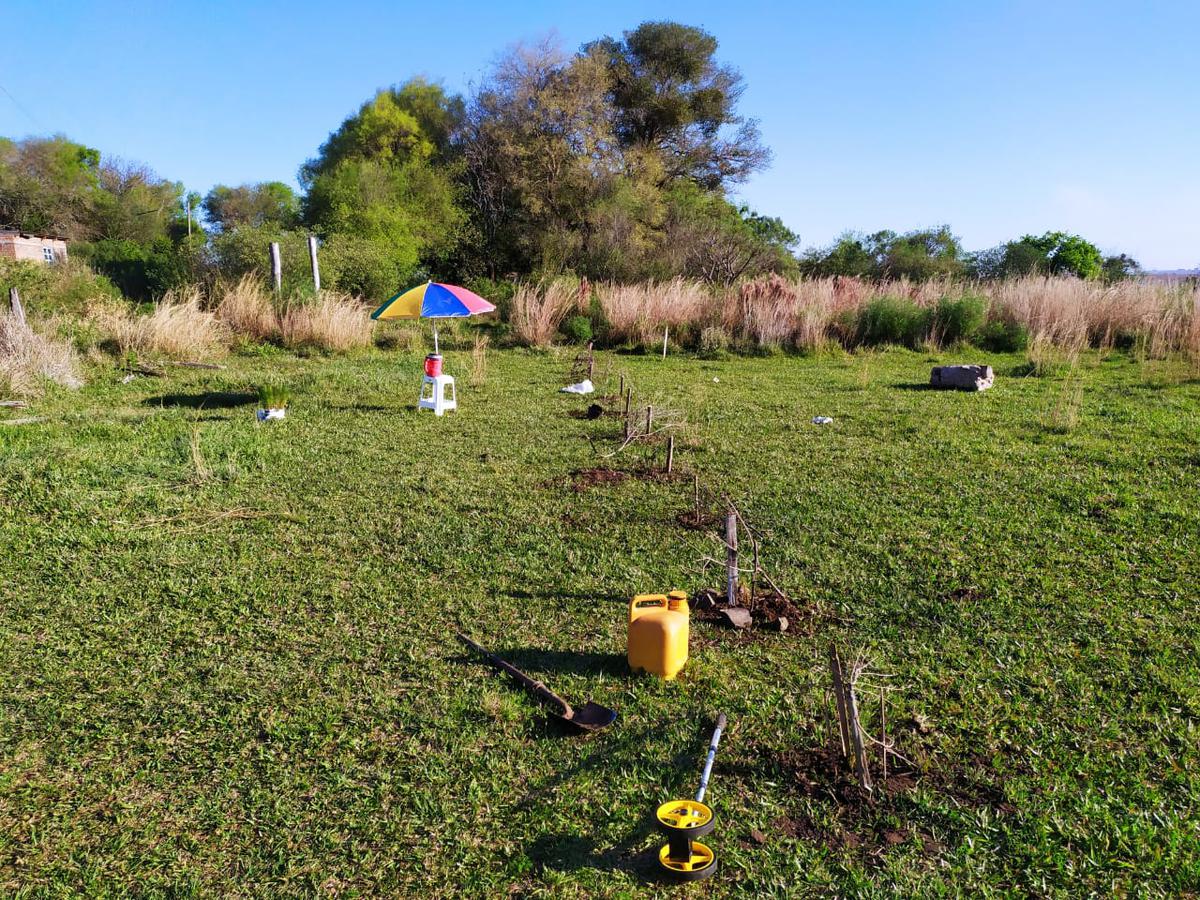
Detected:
left=202, top=182, right=298, bottom=232
left=586, top=21, right=769, bottom=189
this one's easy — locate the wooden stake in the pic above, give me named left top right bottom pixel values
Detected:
left=662, top=327, right=669, bottom=359
left=880, top=687, right=888, bottom=785
left=645, top=405, right=653, bottom=435
left=619, top=373, right=625, bottom=397
left=8, top=287, right=26, bottom=327
left=587, top=341, right=594, bottom=381
left=846, top=676, right=873, bottom=791
left=726, top=512, right=738, bottom=606
left=666, top=434, right=675, bottom=473
left=828, top=646, right=851, bottom=759
left=308, top=235, right=321, bottom=293
left=693, top=473, right=700, bottom=518
left=623, top=387, right=632, bottom=439
left=269, top=242, right=282, bottom=293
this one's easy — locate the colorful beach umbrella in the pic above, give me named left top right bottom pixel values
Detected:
left=371, top=281, right=495, bottom=353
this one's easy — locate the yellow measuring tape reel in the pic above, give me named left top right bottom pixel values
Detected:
left=655, top=714, right=726, bottom=882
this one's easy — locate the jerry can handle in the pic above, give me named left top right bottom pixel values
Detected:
left=629, top=594, right=667, bottom=621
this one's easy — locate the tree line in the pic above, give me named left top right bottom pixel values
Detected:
left=0, top=21, right=1139, bottom=303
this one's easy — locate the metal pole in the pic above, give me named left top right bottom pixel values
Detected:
left=695, top=713, right=727, bottom=803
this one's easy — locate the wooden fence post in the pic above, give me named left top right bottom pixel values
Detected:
left=726, top=512, right=739, bottom=606
left=269, top=242, right=282, bottom=293
left=662, top=327, right=669, bottom=359
left=307, top=235, right=321, bottom=293
left=8, top=287, right=26, bottom=327
left=666, top=434, right=675, bottom=473
left=645, top=405, right=653, bottom=435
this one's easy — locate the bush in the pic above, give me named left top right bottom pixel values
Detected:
left=856, top=296, right=929, bottom=348
left=978, top=318, right=1030, bottom=353
left=563, top=315, right=593, bottom=344
left=932, top=293, right=986, bottom=345
left=699, top=325, right=730, bottom=356
left=0, top=257, right=121, bottom=316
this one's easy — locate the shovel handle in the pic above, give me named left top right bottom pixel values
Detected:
left=456, top=633, right=573, bottom=717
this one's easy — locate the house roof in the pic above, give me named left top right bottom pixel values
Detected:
left=0, top=227, right=68, bottom=242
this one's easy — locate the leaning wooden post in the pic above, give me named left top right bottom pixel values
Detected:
left=8, top=287, right=26, bottom=327
left=846, top=675, right=873, bottom=791
left=725, top=512, right=739, bottom=606
left=269, top=242, right=282, bottom=294
left=307, top=235, right=321, bottom=293
left=666, top=434, right=675, bottom=474
left=828, top=646, right=851, bottom=758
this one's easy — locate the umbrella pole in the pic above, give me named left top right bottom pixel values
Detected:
left=433, top=322, right=440, bottom=355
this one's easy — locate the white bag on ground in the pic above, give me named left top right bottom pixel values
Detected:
left=560, top=379, right=595, bottom=395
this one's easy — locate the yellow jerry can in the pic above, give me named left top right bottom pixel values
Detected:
left=628, top=591, right=690, bottom=680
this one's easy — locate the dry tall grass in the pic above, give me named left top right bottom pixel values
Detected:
left=0, top=310, right=83, bottom=394
left=511, top=280, right=577, bottom=347
left=512, top=275, right=1199, bottom=356
left=278, top=293, right=373, bottom=351
left=215, top=275, right=279, bottom=342
left=95, top=286, right=225, bottom=359
left=596, top=278, right=715, bottom=346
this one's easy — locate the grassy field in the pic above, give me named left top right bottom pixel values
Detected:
left=1, top=343, right=1198, bottom=897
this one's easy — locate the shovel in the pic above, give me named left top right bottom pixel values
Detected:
left=456, top=633, right=617, bottom=732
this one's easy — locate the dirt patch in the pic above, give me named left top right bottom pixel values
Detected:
left=676, top=508, right=722, bottom=531
left=766, top=740, right=1018, bottom=861
left=570, top=468, right=629, bottom=491
left=692, top=587, right=825, bottom=637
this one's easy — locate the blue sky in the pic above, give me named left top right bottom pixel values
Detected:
left=4, top=1, right=1198, bottom=268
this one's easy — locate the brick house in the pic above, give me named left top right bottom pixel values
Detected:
left=0, top=229, right=68, bottom=264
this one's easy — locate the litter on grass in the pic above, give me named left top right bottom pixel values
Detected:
left=561, top=379, right=595, bottom=394
left=812, top=416, right=833, bottom=425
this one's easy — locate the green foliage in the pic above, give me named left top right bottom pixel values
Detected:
left=932, top=293, right=987, bottom=345
left=0, top=136, right=101, bottom=238
left=0, top=256, right=121, bottom=315
left=302, top=79, right=465, bottom=184
left=978, top=318, right=1030, bottom=352
left=76, top=237, right=199, bottom=301
left=1102, top=253, right=1141, bottom=282
left=256, top=382, right=291, bottom=409
left=989, top=231, right=1105, bottom=280
left=801, top=227, right=964, bottom=280
left=856, top=295, right=930, bottom=347
left=202, top=182, right=299, bottom=232
left=209, top=226, right=314, bottom=296
left=562, top=315, right=593, bottom=344
left=317, top=233, right=412, bottom=302
left=587, top=21, right=768, bottom=189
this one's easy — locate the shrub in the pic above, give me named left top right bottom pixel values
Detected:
left=856, top=295, right=929, bottom=347
left=932, top=293, right=987, bottom=346
left=978, top=319, right=1030, bottom=353
left=563, top=315, right=593, bottom=344
left=0, top=310, right=83, bottom=394
left=698, top=325, right=730, bottom=356
left=0, top=257, right=121, bottom=316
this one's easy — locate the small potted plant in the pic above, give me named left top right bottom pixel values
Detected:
left=256, top=383, right=290, bottom=422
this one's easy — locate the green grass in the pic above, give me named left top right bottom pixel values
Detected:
left=1, top=345, right=1198, bottom=897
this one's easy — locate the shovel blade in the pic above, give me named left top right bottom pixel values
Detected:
left=562, top=701, right=618, bottom=731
